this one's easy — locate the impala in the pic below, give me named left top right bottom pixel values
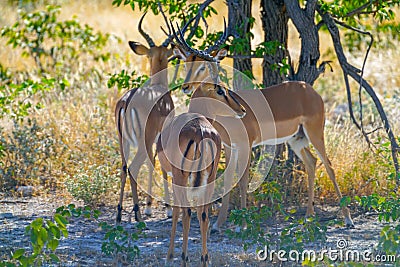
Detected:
left=115, top=11, right=174, bottom=223
left=157, top=68, right=246, bottom=266
left=172, top=24, right=355, bottom=231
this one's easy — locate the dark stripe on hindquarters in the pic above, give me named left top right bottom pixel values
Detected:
left=181, top=139, right=195, bottom=174
left=208, top=140, right=215, bottom=174
left=117, top=108, right=123, bottom=138
left=194, top=139, right=205, bottom=187
left=132, top=107, right=141, bottom=139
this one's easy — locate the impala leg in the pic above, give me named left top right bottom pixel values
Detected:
left=163, top=170, right=173, bottom=218
left=198, top=205, right=210, bottom=267
left=289, top=131, right=319, bottom=217
left=213, top=146, right=234, bottom=231
left=305, top=124, right=354, bottom=228
left=116, top=159, right=127, bottom=223
left=181, top=207, right=191, bottom=267
left=145, top=148, right=154, bottom=217
left=117, top=137, right=131, bottom=223
left=237, top=154, right=251, bottom=232
left=300, top=148, right=317, bottom=217
left=167, top=206, right=180, bottom=263
left=127, top=146, right=148, bottom=222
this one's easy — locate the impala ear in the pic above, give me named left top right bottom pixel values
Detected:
left=172, top=46, right=187, bottom=60
left=214, top=48, right=228, bottom=61
left=128, top=41, right=149, bottom=55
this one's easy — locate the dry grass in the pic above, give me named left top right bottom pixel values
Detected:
left=0, top=1, right=399, bottom=206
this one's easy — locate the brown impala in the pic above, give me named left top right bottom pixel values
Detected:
left=171, top=22, right=354, bottom=231
left=115, top=10, right=174, bottom=223
left=157, top=61, right=246, bottom=266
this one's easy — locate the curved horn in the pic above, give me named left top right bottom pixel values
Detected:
left=159, top=3, right=173, bottom=47
left=170, top=20, right=216, bottom=62
left=205, top=17, right=228, bottom=54
left=138, top=12, right=155, bottom=47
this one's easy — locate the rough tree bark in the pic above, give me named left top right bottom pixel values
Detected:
left=227, top=0, right=253, bottom=90
left=260, top=0, right=288, bottom=86
left=284, top=0, right=329, bottom=85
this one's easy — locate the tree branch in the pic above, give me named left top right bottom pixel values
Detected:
left=305, top=0, right=317, bottom=18
left=318, top=6, right=400, bottom=186
left=186, top=0, right=214, bottom=41
left=344, top=0, right=379, bottom=17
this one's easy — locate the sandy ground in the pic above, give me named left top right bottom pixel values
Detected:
left=0, top=194, right=398, bottom=266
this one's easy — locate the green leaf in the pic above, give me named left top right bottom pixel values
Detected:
left=49, top=253, right=60, bottom=262
left=12, top=248, right=25, bottom=259
left=340, top=196, right=351, bottom=207
left=54, top=213, right=68, bottom=227
left=30, top=218, right=44, bottom=230
left=47, top=239, right=59, bottom=251
left=37, top=227, right=47, bottom=247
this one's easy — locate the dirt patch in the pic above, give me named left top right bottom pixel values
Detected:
left=0, top=195, right=395, bottom=266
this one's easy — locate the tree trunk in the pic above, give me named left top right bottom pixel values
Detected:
left=260, top=0, right=288, bottom=86
left=227, top=0, right=253, bottom=90
left=226, top=0, right=253, bottom=207
left=284, top=0, right=322, bottom=85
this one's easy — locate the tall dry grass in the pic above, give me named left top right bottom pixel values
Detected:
left=0, top=1, right=398, bottom=205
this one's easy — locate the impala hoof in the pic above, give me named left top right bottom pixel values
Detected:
left=344, top=216, right=355, bottom=228
left=211, top=222, right=221, bottom=234
left=166, top=208, right=173, bottom=218
left=144, top=207, right=152, bottom=216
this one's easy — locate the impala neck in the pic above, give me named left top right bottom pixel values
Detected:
left=188, top=99, right=215, bottom=120
left=150, top=63, right=169, bottom=86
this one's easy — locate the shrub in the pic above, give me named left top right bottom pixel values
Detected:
left=0, top=204, right=100, bottom=267
left=64, top=163, right=119, bottom=206
left=0, top=119, right=59, bottom=192
left=1, top=5, right=112, bottom=73
left=100, top=221, right=146, bottom=262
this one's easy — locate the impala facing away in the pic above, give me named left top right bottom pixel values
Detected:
left=172, top=25, right=355, bottom=231
left=157, top=65, right=245, bottom=266
left=115, top=11, right=174, bottom=223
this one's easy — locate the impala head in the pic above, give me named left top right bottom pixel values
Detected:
left=170, top=18, right=229, bottom=94
left=128, top=9, right=174, bottom=77
left=189, top=80, right=246, bottom=119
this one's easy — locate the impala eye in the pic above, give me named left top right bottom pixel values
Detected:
left=217, top=87, right=225, bottom=96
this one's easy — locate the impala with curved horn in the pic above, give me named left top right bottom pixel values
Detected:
left=158, top=72, right=245, bottom=266
left=172, top=22, right=355, bottom=231
left=115, top=9, right=175, bottom=223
